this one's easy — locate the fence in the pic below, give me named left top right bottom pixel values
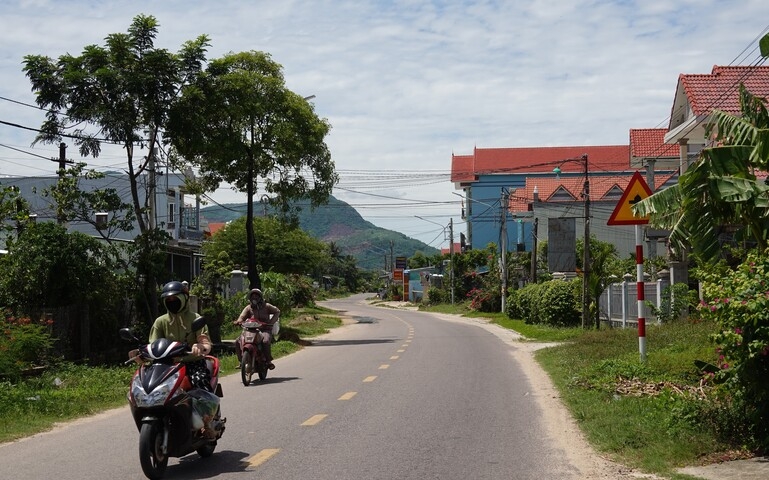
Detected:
left=598, top=272, right=673, bottom=327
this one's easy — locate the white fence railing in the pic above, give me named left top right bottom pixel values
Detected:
left=598, top=275, right=673, bottom=327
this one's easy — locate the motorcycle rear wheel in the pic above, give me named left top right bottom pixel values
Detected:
left=139, top=422, right=168, bottom=480
left=241, top=350, right=253, bottom=386
left=257, top=363, right=268, bottom=381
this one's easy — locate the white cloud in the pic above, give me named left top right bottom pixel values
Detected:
left=0, top=0, right=767, bottom=246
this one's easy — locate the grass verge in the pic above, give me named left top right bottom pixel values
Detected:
left=0, top=305, right=342, bottom=444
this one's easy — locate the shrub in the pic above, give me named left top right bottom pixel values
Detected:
left=698, top=248, right=769, bottom=449
left=540, top=280, right=581, bottom=327
left=0, top=312, right=55, bottom=379
left=506, top=279, right=580, bottom=326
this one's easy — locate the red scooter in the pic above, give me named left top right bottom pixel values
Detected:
left=120, top=317, right=226, bottom=480
left=237, top=318, right=277, bottom=385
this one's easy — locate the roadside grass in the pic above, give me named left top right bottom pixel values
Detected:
left=535, top=319, right=739, bottom=478
left=0, top=305, right=342, bottom=444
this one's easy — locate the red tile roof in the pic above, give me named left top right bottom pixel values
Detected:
left=452, top=145, right=631, bottom=182
left=680, top=66, right=769, bottom=116
left=440, top=243, right=462, bottom=255
left=509, top=172, right=677, bottom=213
left=629, top=128, right=679, bottom=158
left=450, top=154, right=475, bottom=183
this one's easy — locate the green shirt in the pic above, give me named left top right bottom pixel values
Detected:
left=149, top=311, right=209, bottom=345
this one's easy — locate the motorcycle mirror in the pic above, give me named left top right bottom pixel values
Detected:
left=118, top=327, right=141, bottom=344
left=191, top=316, right=207, bottom=331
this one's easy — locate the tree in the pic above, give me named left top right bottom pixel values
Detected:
left=577, top=236, right=619, bottom=328
left=202, top=216, right=328, bottom=275
left=22, top=14, right=211, bottom=322
left=168, top=51, right=337, bottom=290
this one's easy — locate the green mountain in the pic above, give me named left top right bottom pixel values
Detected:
left=200, top=196, right=439, bottom=271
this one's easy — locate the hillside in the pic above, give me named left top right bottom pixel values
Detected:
left=200, top=195, right=439, bottom=271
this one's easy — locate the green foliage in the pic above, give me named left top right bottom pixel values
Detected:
left=646, top=283, right=696, bottom=323
left=168, top=50, right=337, bottom=288
left=23, top=14, right=210, bottom=235
left=698, top=248, right=769, bottom=449
left=508, top=279, right=581, bottom=327
left=0, top=313, right=55, bottom=379
left=203, top=216, right=328, bottom=275
left=0, top=222, right=121, bottom=313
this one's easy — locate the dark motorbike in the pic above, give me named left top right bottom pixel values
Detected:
left=120, top=317, right=226, bottom=480
left=238, top=318, right=278, bottom=385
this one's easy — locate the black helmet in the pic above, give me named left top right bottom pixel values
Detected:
left=161, top=281, right=188, bottom=299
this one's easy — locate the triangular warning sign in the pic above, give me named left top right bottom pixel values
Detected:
left=607, top=171, right=652, bottom=226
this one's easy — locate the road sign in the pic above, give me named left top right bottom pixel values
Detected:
left=607, top=171, right=653, bottom=226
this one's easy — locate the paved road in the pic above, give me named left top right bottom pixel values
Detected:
left=3, top=294, right=766, bottom=479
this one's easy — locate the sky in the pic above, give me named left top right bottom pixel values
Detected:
left=0, top=0, right=768, bottom=248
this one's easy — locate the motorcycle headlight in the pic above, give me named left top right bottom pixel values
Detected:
left=131, top=371, right=182, bottom=407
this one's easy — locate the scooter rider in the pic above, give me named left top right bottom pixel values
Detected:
left=132, top=281, right=214, bottom=388
left=234, top=288, right=280, bottom=369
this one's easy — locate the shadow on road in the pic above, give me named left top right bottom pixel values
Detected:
left=167, top=449, right=251, bottom=478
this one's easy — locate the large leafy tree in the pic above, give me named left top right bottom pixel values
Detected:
left=168, top=51, right=338, bottom=289
left=22, top=15, right=210, bottom=321
left=202, top=216, right=329, bottom=276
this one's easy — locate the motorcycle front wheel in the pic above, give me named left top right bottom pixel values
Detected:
left=139, top=422, right=168, bottom=480
left=241, top=350, right=253, bottom=386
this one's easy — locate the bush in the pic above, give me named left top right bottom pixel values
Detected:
left=0, top=312, right=55, bottom=379
left=506, top=279, right=580, bottom=326
left=698, top=248, right=769, bottom=449
left=426, top=286, right=449, bottom=305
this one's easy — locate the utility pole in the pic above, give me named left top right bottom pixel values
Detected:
left=531, top=217, right=538, bottom=283
left=500, top=188, right=509, bottom=313
left=581, top=154, right=591, bottom=329
left=449, top=218, right=454, bottom=305
left=53, top=142, right=71, bottom=224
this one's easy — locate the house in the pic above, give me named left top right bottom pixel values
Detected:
left=0, top=170, right=207, bottom=281
left=452, top=65, right=769, bottom=273
left=664, top=65, right=769, bottom=172
left=450, top=144, right=675, bottom=261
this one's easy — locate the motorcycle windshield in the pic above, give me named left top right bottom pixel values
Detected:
left=140, top=362, right=184, bottom=394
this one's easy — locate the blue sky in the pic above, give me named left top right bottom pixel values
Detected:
left=0, top=0, right=767, bottom=247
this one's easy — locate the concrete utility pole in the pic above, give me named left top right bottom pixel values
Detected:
left=500, top=188, right=509, bottom=313
left=53, top=142, right=72, bottom=224
left=531, top=217, right=538, bottom=283
left=581, top=154, right=591, bottom=329
left=449, top=218, right=455, bottom=305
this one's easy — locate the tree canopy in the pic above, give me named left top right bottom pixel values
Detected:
left=203, top=216, right=328, bottom=275
left=168, top=51, right=338, bottom=289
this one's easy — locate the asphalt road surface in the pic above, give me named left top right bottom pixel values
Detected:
left=0, top=294, right=656, bottom=479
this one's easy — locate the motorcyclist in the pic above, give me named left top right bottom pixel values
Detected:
left=127, top=281, right=217, bottom=437
left=234, top=288, right=280, bottom=369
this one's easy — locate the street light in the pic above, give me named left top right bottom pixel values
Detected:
left=415, top=215, right=454, bottom=305
left=554, top=154, right=591, bottom=329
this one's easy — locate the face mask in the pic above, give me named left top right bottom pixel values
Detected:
left=165, top=296, right=183, bottom=314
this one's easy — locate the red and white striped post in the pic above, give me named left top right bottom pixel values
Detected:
left=635, top=224, right=646, bottom=362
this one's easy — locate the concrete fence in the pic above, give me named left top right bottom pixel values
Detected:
left=598, top=269, right=673, bottom=328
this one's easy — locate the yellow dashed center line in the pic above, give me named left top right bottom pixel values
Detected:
left=363, top=376, right=377, bottom=382
left=301, top=414, right=328, bottom=426
left=246, top=448, right=280, bottom=467
left=397, top=349, right=406, bottom=352
left=338, top=391, right=357, bottom=400
left=379, top=364, right=390, bottom=369
left=390, top=355, right=399, bottom=360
